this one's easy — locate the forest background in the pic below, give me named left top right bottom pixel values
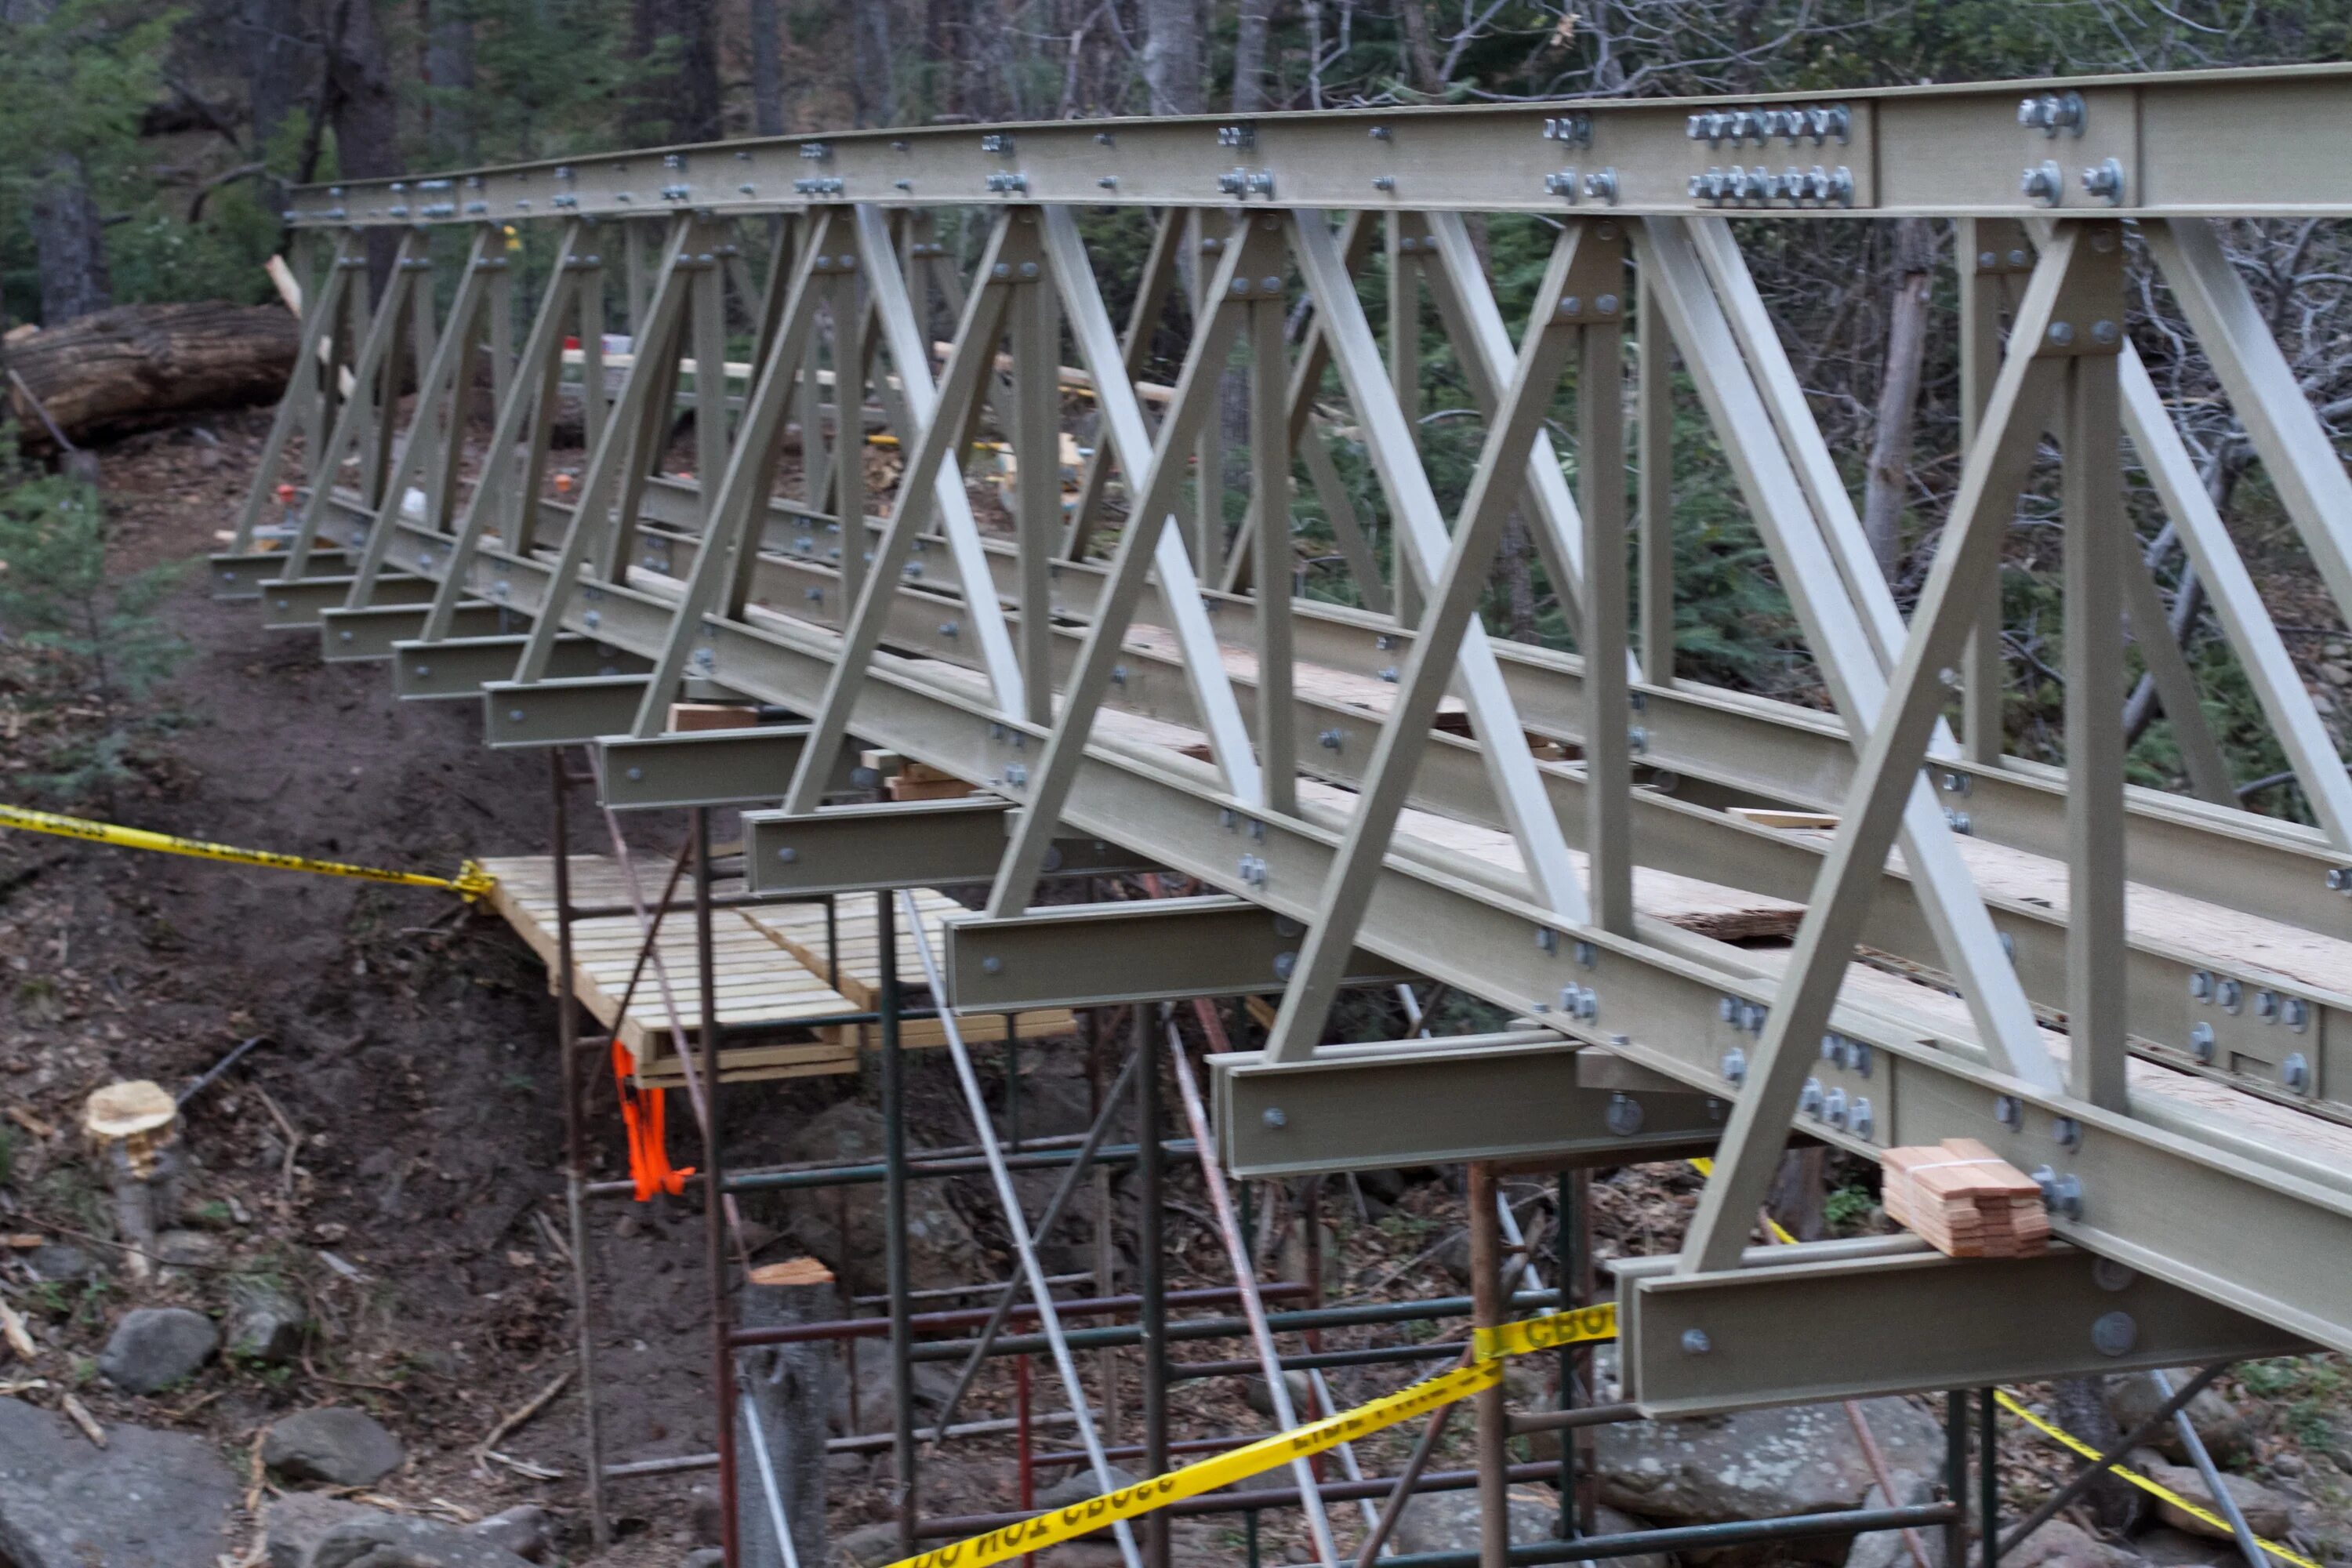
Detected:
left=3, top=0, right=2351, bottom=810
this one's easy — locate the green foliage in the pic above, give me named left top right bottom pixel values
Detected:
left=0, top=429, right=188, bottom=800
left=1823, top=1181, right=1878, bottom=1235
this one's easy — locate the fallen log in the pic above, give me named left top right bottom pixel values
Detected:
left=5, top=300, right=299, bottom=450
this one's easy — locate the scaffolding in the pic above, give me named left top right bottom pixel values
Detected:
left=216, top=63, right=2352, bottom=1568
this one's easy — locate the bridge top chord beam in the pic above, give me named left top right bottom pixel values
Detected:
left=284, top=66, right=2352, bottom=227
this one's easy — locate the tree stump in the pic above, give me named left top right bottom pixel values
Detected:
left=736, top=1257, right=835, bottom=1568
left=82, top=1080, right=183, bottom=1277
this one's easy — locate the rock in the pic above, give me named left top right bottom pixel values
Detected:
left=310, top=1511, right=536, bottom=1568
left=2128, top=1527, right=2220, bottom=1568
left=0, top=1395, right=238, bottom=1566
left=466, top=1505, right=553, bottom=1562
left=2126, top=1450, right=2294, bottom=1542
left=97, top=1305, right=219, bottom=1394
left=826, top=1450, right=873, bottom=1483
left=2321, top=663, right=2352, bottom=688
left=153, top=1229, right=225, bottom=1268
left=2105, top=1372, right=2249, bottom=1465
left=775, top=1102, right=980, bottom=1291
left=2002, top=1518, right=2133, bottom=1568
left=1035, top=1465, right=1140, bottom=1508
left=1849, top=1475, right=1944, bottom=1568
left=266, top=1494, right=383, bottom=1568
left=24, top=1243, right=97, bottom=1283
left=830, top=1344, right=960, bottom=1436
left=1594, top=1397, right=1946, bottom=1533
left=835, top=1520, right=904, bottom=1567
left=684, top=1552, right=725, bottom=1568
left=226, top=1276, right=308, bottom=1365
left=1244, top=1370, right=1315, bottom=1421
left=1385, top=1486, right=1604, bottom=1559
left=263, top=1406, right=407, bottom=1486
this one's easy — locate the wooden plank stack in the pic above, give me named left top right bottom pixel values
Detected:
left=1881, top=1138, right=2051, bottom=1258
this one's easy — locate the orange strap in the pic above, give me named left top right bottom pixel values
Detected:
left=611, top=1041, right=695, bottom=1200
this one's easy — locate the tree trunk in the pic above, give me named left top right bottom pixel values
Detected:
left=853, top=0, right=895, bottom=127
left=325, top=0, right=404, bottom=295
left=5, top=0, right=113, bottom=325
left=27, top=158, right=114, bottom=328
left=630, top=0, right=722, bottom=142
left=1860, top=217, right=1937, bottom=579
left=241, top=0, right=311, bottom=158
left=1232, top=0, right=1273, bottom=112
left=422, top=0, right=478, bottom=163
left=1398, top=0, right=1441, bottom=94
left=747, top=0, right=785, bottom=133
left=1498, top=514, right=1537, bottom=643
left=1140, top=0, right=1203, bottom=114
left=672, top=0, right=723, bottom=141
left=4, top=302, right=301, bottom=450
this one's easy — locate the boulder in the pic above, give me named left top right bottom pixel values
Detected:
left=226, top=1276, right=308, bottom=1365
left=1593, top=1397, right=1945, bottom=1536
left=310, top=1511, right=536, bottom=1568
left=1847, top=1476, right=1944, bottom=1568
left=831, top=1342, right=960, bottom=1436
left=153, top=1229, right=226, bottom=1268
left=266, top=1494, right=383, bottom=1568
left=774, top=1102, right=979, bottom=1292
left=1244, top=1370, right=1316, bottom=1421
left=263, top=1406, right=407, bottom=1486
left=24, top=1243, right=97, bottom=1283
left=2105, top=1373, right=2250, bottom=1465
left=466, top=1505, right=553, bottom=1562
left=1035, top=1465, right=1141, bottom=1508
left=835, top=1520, right=904, bottom=1567
left=97, top=1305, right=218, bottom=1394
left=2002, top=1519, right=2134, bottom=1568
left=2125, top=1451, right=2294, bottom=1542
left=1385, top=1486, right=1641, bottom=1561
left=2127, top=1527, right=2220, bottom=1568
left=0, top=1395, right=238, bottom=1566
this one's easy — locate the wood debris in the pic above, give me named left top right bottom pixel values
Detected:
left=59, top=1391, right=107, bottom=1447
left=0, top=1297, right=37, bottom=1360
left=1881, top=1138, right=2050, bottom=1258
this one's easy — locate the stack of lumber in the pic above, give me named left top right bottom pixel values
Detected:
left=1881, top=1138, right=2050, bottom=1258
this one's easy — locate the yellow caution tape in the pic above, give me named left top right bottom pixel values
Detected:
left=881, top=1359, right=1501, bottom=1568
left=0, top=803, right=496, bottom=902
left=1474, top=1301, right=1619, bottom=1359
left=1686, top=1156, right=1801, bottom=1244
left=1994, top=1390, right=2316, bottom=1568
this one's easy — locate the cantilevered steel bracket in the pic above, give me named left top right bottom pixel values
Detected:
left=1617, top=1237, right=2309, bottom=1417
left=942, top=895, right=1418, bottom=1011
left=743, top=797, right=1154, bottom=897
left=1214, top=1035, right=1724, bottom=1178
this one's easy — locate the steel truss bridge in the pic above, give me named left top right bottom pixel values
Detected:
left=218, top=61, right=2352, bottom=1568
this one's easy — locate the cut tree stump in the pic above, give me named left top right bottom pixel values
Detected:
left=6, top=301, right=299, bottom=449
